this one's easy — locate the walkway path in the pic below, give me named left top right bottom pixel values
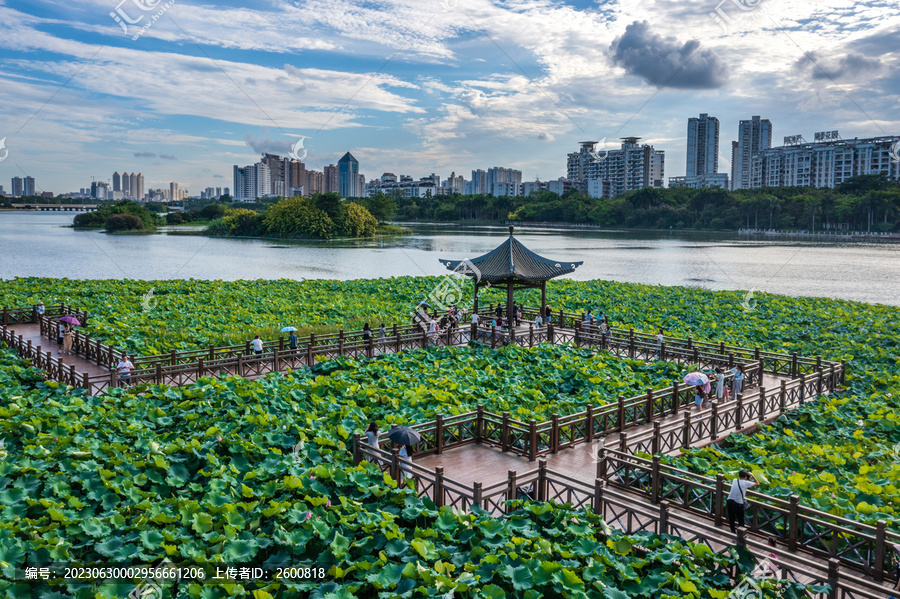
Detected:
left=9, top=323, right=109, bottom=379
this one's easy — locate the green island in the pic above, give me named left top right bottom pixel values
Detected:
left=0, top=275, right=898, bottom=597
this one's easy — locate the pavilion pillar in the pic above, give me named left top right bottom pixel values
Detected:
left=473, top=282, right=480, bottom=314
left=506, top=281, right=514, bottom=331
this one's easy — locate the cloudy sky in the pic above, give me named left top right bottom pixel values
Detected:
left=0, top=0, right=898, bottom=195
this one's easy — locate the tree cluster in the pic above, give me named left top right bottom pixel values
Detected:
left=72, top=200, right=164, bottom=232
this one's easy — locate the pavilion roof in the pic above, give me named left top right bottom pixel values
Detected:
left=440, top=226, right=583, bottom=282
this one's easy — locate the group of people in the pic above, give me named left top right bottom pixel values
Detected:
left=363, top=422, right=414, bottom=482
left=693, top=365, right=746, bottom=409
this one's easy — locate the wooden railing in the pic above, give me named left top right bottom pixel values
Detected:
left=1, top=304, right=86, bottom=327
left=355, top=439, right=891, bottom=597
left=599, top=449, right=899, bottom=585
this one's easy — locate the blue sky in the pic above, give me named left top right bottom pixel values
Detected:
left=0, top=0, right=898, bottom=195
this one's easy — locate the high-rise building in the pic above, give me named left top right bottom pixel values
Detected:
left=442, top=171, right=466, bottom=194
left=11, top=177, right=23, bottom=196
left=484, top=167, right=522, bottom=197
left=137, top=173, right=145, bottom=201
left=749, top=134, right=899, bottom=189
left=286, top=160, right=305, bottom=196
left=112, top=171, right=121, bottom=192
left=121, top=169, right=131, bottom=197
left=580, top=137, right=665, bottom=198
left=470, top=169, right=488, bottom=194
left=686, top=113, right=719, bottom=177
left=668, top=173, right=729, bottom=189
left=23, top=176, right=35, bottom=196
left=567, top=142, right=600, bottom=185
left=129, top=173, right=138, bottom=199
left=215, top=187, right=222, bottom=197
left=732, top=116, right=773, bottom=190
left=305, top=170, right=324, bottom=194
left=233, top=163, right=271, bottom=201
left=169, top=182, right=180, bottom=202
left=324, top=165, right=338, bottom=193
left=337, top=152, right=360, bottom=197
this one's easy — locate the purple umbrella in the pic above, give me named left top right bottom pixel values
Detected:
left=59, top=316, right=80, bottom=326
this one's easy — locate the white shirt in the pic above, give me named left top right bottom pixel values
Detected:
left=117, top=359, right=133, bottom=375
left=251, top=338, right=263, bottom=352
left=365, top=431, right=378, bottom=446
left=727, top=478, right=754, bottom=502
left=471, top=313, right=479, bottom=324
left=535, top=316, right=543, bottom=326
left=656, top=333, right=664, bottom=344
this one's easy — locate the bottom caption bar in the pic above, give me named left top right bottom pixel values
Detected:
left=15, top=562, right=330, bottom=584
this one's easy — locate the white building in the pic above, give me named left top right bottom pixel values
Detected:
left=749, top=134, right=900, bottom=189
left=732, top=116, right=773, bottom=190
left=367, top=175, right=439, bottom=198
left=580, top=137, right=665, bottom=198
left=668, top=173, right=729, bottom=189
left=521, top=178, right=574, bottom=196
left=441, top=171, right=466, bottom=194
left=686, top=113, right=719, bottom=177
left=233, top=162, right=271, bottom=201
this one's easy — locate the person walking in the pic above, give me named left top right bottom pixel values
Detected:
left=516, top=305, right=522, bottom=327
left=36, top=302, right=45, bottom=317
left=732, top=364, right=745, bottom=397
left=715, top=368, right=726, bottom=401
left=378, top=323, right=386, bottom=342
left=726, top=470, right=758, bottom=533
left=56, top=321, right=64, bottom=354
left=693, top=385, right=707, bottom=410
left=117, top=354, right=134, bottom=384
left=251, top=335, right=264, bottom=355
left=535, top=313, right=543, bottom=328
left=362, top=322, right=372, bottom=342
left=398, top=443, right=414, bottom=485
left=656, top=328, right=664, bottom=359
left=288, top=331, right=298, bottom=351
left=545, top=306, right=552, bottom=324
left=365, top=422, right=379, bottom=447
left=62, top=325, right=74, bottom=355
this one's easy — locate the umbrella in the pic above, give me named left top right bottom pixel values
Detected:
left=59, top=316, right=80, bottom=326
left=387, top=426, right=421, bottom=447
left=683, top=372, right=709, bottom=387
left=280, top=326, right=298, bottom=332
left=417, top=301, right=432, bottom=309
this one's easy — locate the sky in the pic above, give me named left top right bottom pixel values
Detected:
left=0, top=0, right=898, bottom=195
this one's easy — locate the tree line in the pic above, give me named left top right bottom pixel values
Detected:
left=377, top=174, right=900, bottom=232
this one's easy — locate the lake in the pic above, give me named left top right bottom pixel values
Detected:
left=2, top=212, right=899, bottom=306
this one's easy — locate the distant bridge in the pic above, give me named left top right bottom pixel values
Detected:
left=10, top=204, right=99, bottom=212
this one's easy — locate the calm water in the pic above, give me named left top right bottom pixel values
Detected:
left=2, top=212, right=899, bottom=306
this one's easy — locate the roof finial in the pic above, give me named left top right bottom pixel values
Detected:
left=509, top=225, right=514, bottom=236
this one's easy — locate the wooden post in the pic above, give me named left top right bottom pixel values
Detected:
left=719, top=341, right=725, bottom=356
left=651, top=421, right=661, bottom=455
left=645, top=388, right=654, bottom=424
left=82, top=372, right=90, bottom=391
left=687, top=336, right=693, bottom=350
left=307, top=333, right=315, bottom=366
left=473, top=482, right=483, bottom=510
left=829, top=364, right=836, bottom=392
left=529, top=323, right=534, bottom=347
left=273, top=348, right=279, bottom=372
left=490, top=325, right=496, bottom=349
left=507, top=470, right=517, bottom=505
left=501, top=411, right=510, bottom=452
left=735, top=393, right=744, bottom=429
left=874, top=520, right=886, bottom=582
left=395, top=330, right=401, bottom=354
left=574, top=322, right=580, bottom=347
left=628, top=329, right=635, bottom=358
left=435, top=414, right=444, bottom=454
left=736, top=526, right=747, bottom=548
left=475, top=404, right=484, bottom=442
left=421, top=328, right=428, bottom=349
left=244, top=340, right=251, bottom=356
left=787, top=495, right=799, bottom=550
left=799, top=374, right=807, bottom=404
left=715, top=473, right=725, bottom=526
left=779, top=380, right=787, bottom=413
left=391, top=448, right=400, bottom=483
left=537, top=460, right=548, bottom=501
left=279, top=336, right=284, bottom=351
left=757, top=387, right=766, bottom=421
left=585, top=405, right=594, bottom=443
left=659, top=501, right=670, bottom=535
left=237, top=354, right=243, bottom=377
left=672, top=380, right=680, bottom=416
left=434, top=467, right=444, bottom=508
left=617, top=395, right=625, bottom=431
left=596, top=447, right=607, bottom=480
left=816, top=370, right=823, bottom=396
left=1, top=307, right=7, bottom=326
left=593, top=478, right=603, bottom=515
left=338, top=329, right=345, bottom=355
left=840, top=360, right=846, bottom=385
left=651, top=456, right=661, bottom=503
left=551, top=413, right=559, bottom=453
left=791, top=352, right=798, bottom=378
left=155, top=364, right=162, bottom=384
left=710, top=403, right=719, bottom=440
left=352, top=433, right=361, bottom=465
left=827, top=559, right=839, bottom=599
left=660, top=341, right=666, bottom=361
left=528, top=420, right=537, bottom=461
left=198, top=358, right=205, bottom=378
left=209, top=345, right=215, bottom=361
left=682, top=412, right=691, bottom=448
left=618, top=432, right=628, bottom=453
left=547, top=323, right=554, bottom=344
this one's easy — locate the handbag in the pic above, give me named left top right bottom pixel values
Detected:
left=739, top=481, right=751, bottom=510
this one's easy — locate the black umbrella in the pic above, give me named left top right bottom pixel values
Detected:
left=417, top=301, right=432, bottom=309
left=387, top=426, right=421, bottom=446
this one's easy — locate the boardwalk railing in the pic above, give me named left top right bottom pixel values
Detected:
left=598, top=449, right=900, bottom=584
left=355, top=438, right=891, bottom=597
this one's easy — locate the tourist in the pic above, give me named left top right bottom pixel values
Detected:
left=891, top=543, right=900, bottom=591
left=715, top=368, right=726, bottom=401
left=601, top=322, right=609, bottom=349
left=693, top=385, right=707, bottom=409
left=362, top=322, right=372, bottom=341
left=471, top=311, right=480, bottom=326
left=732, top=364, right=745, bottom=397
left=378, top=323, right=386, bottom=341
left=516, top=305, right=522, bottom=327
left=117, top=354, right=134, bottom=384
left=535, top=313, right=543, bottom=328
left=251, top=335, right=264, bottom=355
left=545, top=306, right=553, bottom=324
left=288, top=331, right=298, bottom=350
left=62, top=325, right=74, bottom=355
left=495, top=304, right=502, bottom=319
left=56, top=321, right=64, bottom=354
left=365, top=422, right=379, bottom=447
left=428, top=318, right=439, bottom=344
left=585, top=310, right=593, bottom=328
left=656, top=328, right=664, bottom=359
left=36, top=302, right=45, bottom=317
left=398, top=443, right=414, bottom=484
left=726, top=470, right=758, bottom=533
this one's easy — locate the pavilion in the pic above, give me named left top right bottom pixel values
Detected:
left=439, top=226, right=583, bottom=321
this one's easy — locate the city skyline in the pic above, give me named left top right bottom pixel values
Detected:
left=1, top=1, right=898, bottom=195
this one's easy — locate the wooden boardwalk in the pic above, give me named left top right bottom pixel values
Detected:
left=9, top=323, right=109, bottom=379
